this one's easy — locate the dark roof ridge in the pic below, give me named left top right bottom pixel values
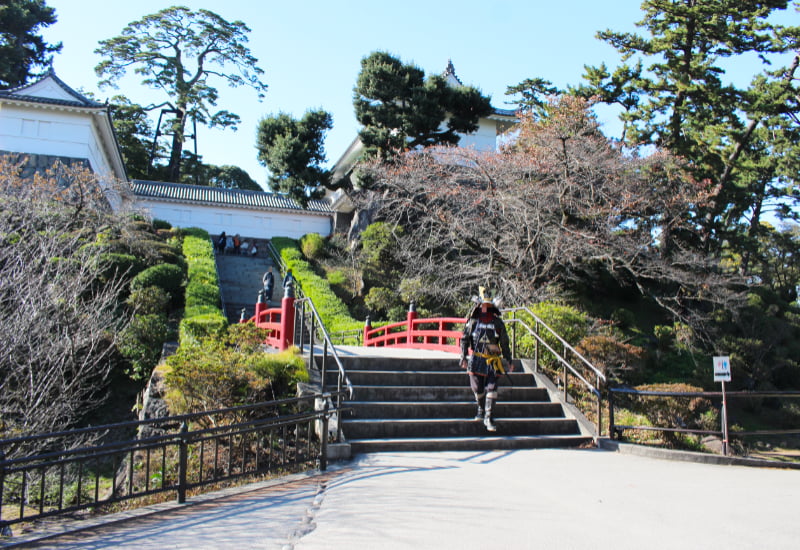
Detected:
left=0, top=68, right=104, bottom=108
left=130, top=179, right=333, bottom=213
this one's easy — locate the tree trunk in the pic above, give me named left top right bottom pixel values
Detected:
left=167, top=108, right=186, bottom=182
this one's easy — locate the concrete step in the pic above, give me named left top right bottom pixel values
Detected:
left=329, top=352, right=590, bottom=453
left=345, top=385, right=550, bottom=402
left=325, top=370, right=533, bottom=387
left=345, top=401, right=565, bottom=419
left=348, top=434, right=592, bottom=453
left=342, top=417, right=580, bottom=439
left=323, top=356, right=466, bottom=372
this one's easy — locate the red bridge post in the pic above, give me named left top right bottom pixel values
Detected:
left=363, top=316, right=372, bottom=346
left=406, top=301, right=417, bottom=346
left=279, top=282, right=295, bottom=350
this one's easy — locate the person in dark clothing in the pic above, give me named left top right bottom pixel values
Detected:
left=459, top=288, right=513, bottom=432
left=262, top=267, right=274, bottom=301
left=216, top=232, right=226, bottom=254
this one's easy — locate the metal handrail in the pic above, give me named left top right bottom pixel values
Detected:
left=293, top=297, right=354, bottom=446
left=503, top=306, right=606, bottom=436
left=265, top=239, right=353, bottom=441
left=0, top=393, right=346, bottom=533
left=503, top=306, right=606, bottom=384
left=608, top=388, right=800, bottom=456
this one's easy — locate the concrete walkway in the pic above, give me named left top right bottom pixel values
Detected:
left=8, top=448, right=798, bottom=549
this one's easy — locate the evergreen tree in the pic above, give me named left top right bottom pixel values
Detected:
left=95, top=7, right=268, bottom=182
left=581, top=0, right=800, bottom=255
left=256, top=110, right=333, bottom=206
left=0, top=0, right=61, bottom=89
left=353, top=52, right=493, bottom=160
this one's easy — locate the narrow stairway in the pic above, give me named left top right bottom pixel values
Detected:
left=214, top=247, right=278, bottom=323
left=324, top=353, right=592, bottom=453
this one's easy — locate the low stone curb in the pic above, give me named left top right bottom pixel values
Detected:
left=598, top=438, right=800, bottom=470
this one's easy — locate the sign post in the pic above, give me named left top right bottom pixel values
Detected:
left=713, top=356, right=731, bottom=456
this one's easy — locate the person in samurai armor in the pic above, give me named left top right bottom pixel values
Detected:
left=459, top=287, right=513, bottom=432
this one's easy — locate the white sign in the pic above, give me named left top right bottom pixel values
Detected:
left=713, top=356, right=731, bottom=382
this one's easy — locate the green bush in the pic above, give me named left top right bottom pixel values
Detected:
left=300, top=232, right=325, bottom=260
left=164, top=325, right=309, bottom=413
left=179, top=312, right=228, bottom=343
left=118, top=313, right=170, bottom=380
left=130, top=263, right=185, bottom=303
left=365, top=286, right=395, bottom=315
left=178, top=228, right=226, bottom=344
left=513, top=301, right=589, bottom=369
left=327, top=269, right=348, bottom=287
left=272, top=237, right=363, bottom=334
left=126, top=286, right=170, bottom=315
left=99, top=252, right=143, bottom=282
left=152, top=218, right=172, bottom=230
left=626, top=383, right=716, bottom=448
left=610, top=308, right=635, bottom=329
left=185, top=280, right=220, bottom=310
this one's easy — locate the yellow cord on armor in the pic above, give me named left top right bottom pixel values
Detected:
left=474, top=351, right=505, bottom=374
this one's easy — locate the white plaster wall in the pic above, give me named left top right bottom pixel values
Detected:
left=457, top=117, right=500, bottom=152
left=0, top=104, right=115, bottom=177
left=135, top=199, right=333, bottom=240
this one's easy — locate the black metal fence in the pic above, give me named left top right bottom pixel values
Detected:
left=609, top=388, right=800, bottom=455
left=0, top=393, right=343, bottom=533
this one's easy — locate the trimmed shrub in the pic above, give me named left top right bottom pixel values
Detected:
left=300, top=232, right=325, bottom=260
left=576, top=334, right=646, bottom=382
left=99, top=252, right=143, bottom=282
left=126, top=286, right=170, bottom=315
left=626, top=383, right=717, bottom=447
left=164, top=325, right=309, bottom=413
left=179, top=312, right=228, bottom=343
left=513, top=301, right=590, bottom=370
left=178, top=227, right=226, bottom=344
left=130, top=263, right=185, bottom=303
left=118, top=313, right=170, bottom=380
left=272, top=237, right=362, bottom=334
left=152, top=218, right=172, bottom=230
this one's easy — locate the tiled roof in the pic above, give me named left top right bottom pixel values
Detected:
left=131, top=180, right=333, bottom=214
left=0, top=69, right=105, bottom=109
left=492, top=107, right=518, bottom=118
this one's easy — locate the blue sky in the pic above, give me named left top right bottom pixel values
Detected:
left=40, top=1, right=796, bottom=190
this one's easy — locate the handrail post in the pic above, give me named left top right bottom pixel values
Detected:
left=253, top=290, right=267, bottom=325
left=321, top=339, right=328, bottom=391
left=363, top=316, right=372, bottom=347
left=406, top=302, right=417, bottom=346
left=336, top=377, right=344, bottom=442
left=280, top=283, right=295, bottom=351
left=608, top=385, right=616, bottom=439
left=310, top=313, right=317, bottom=367
left=320, top=396, right=329, bottom=472
left=511, top=310, right=517, bottom=358
left=597, top=374, right=603, bottom=437
left=177, top=422, right=188, bottom=504
left=534, top=321, right=540, bottom=372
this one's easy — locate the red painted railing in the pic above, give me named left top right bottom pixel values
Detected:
left=242, top=292, right=295, bottom=350
left=363, top=306, right=464, bottom=353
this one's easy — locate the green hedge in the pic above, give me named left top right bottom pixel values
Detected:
left=130, top=263, right=185, bottom=303
left=178, top=228, right=227, bottom=343
left=272, top=237, right=363, bottom=334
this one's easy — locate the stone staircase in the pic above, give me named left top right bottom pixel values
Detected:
left=323, top=354, right=593, bottom=453
left=214, top=249, right=278, bottom=323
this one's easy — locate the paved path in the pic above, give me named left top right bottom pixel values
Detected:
left=10, top=448, right=799, bottom=549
